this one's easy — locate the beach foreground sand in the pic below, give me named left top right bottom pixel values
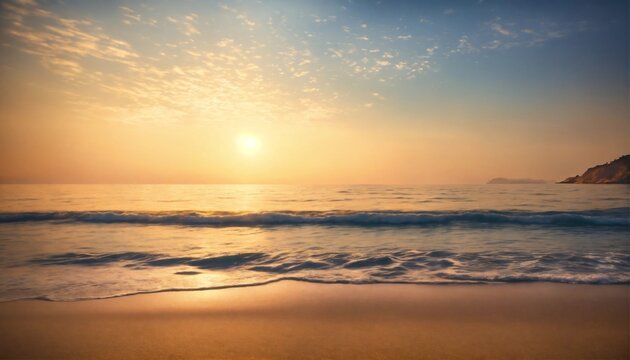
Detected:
left=0, top=282, right=627, bottom=359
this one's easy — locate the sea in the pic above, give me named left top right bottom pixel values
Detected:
left=0, top=184, right=628, bottom=301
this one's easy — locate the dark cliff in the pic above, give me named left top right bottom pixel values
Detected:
left=559, top=155, right=630, bottom=184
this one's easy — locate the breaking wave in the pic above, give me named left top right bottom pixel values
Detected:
left=1, top=208, right=628, bottom=228
left=13, top=247, right=627, bottom=301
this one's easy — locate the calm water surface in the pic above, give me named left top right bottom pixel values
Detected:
left=0, top=184, right=628, bottom=301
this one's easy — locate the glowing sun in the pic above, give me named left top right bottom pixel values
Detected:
left=237, top=134, right=259, bottom=155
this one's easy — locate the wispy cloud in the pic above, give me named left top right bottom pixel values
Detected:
left=2, top=0, right=338, bottom=123
left=220, top=4, right=256, bottom=30
left=490, top=22, right=514, bottom=37
left=120, top=6, right=157, bottom=26
left=482, top=17, right=574, bottom=49
left=167, top=13, right=199, bottom=36
left=3, top=0, right=138, bottom=80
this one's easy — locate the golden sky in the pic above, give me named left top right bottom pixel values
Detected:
left=0, top=0, right=628, bottom=184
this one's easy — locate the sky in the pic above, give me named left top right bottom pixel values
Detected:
left=0, top=0, right=627, bottom=184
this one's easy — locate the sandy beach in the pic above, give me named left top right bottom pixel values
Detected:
left=0, top=282, right=627, bottom=359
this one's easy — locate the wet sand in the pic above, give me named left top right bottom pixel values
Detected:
left=0, top=282, right=628, bottom=359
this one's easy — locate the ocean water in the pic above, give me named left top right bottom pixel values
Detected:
left=0, top=184, right=628, bottom=301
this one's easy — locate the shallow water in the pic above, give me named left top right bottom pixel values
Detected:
left=0, top=184, right=628, bottom=301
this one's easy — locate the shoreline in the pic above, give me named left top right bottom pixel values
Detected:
left=2, top=279, right=629, bottom=303
left=0, top=282, right=628, bottom=359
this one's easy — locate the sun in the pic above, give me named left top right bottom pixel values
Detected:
left=237, top=134, right=259, bottom=155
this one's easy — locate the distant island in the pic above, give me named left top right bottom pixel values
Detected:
left=487, top=178, right=547, bottom=184
left=559, top=155, right=630, bottom=184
